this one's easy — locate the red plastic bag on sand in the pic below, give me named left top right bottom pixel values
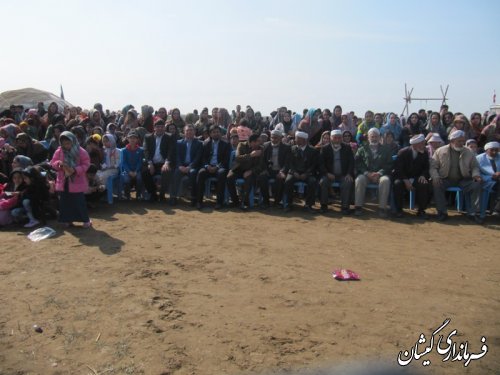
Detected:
left=332, top=269, right=361, bottom=281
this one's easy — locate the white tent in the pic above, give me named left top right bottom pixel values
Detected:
left=0, top=87, right=73, bottom=113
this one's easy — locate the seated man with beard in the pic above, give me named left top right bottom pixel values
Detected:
left=258, top=130, right=290, bottom=208
left=476, top=141, right=500, bottom=216
left=319, top=129, right=354, bottom=214
left=354, top=128, right=393, bottom=218
left=227, top=134, right=263, bottom=210
left=283, top=131, right=319, bottom=213
left=430, top=130, right=482, bottom=223
left=393, top=134, right=431, bottom=219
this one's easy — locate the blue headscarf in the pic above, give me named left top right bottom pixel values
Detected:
left=306, top=108, right=317, bottom=123
left=59, top=131, right=80, bottom=168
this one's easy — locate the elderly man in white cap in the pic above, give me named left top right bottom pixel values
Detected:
left=354, top=127, right=393, bottom=217
left=319, top=129, right=355, bottom=214
left=257, top=129, right=291, bottom=208
left=430, top=129, right=482, bottom=222
left=283, top=131, right=319, bottom=212
left=393, top=134, right=431, bottom=218
left=476, top=141, right=500, bottom=216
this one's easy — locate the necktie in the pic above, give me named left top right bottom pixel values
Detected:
left=185, top=142, right=191, bottom=165
left=491, top=159, right=497, bottom=173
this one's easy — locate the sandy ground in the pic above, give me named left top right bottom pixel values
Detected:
left=0, top=199, right=499, bottom=375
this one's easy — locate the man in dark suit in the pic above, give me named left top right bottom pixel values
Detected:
left=257, top=129, right=291, bottom=208
left=227, top=134, right=263, bottom=210
left=142, top=119, right=176, bottom=202
left=319, top=129, right=355, bottom=214
left=170, top=124, right=202, bottom=206
left=284, top=131, right=319, bottom=212
left=393, top=134, right=431, bottom=218
left=196, top=125, right=230, bottom=209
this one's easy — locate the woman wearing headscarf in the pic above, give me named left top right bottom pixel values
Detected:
left=96, top=133, right=120, bottom=183
left=141, top=105, right=154, bottom=133
left=195, top=107, right=211, bottom=137
left=399, top=112, right=427, bottom=147
left=71, top=125, right=87, bottom=147
left=47, top=124, right=66, bottom=160
left=217, top=108, right=232, bottom=133
left=425, top=112, right=448, bottom=144
left=298, top=108, right=322, bottom=145
left=338, top=113, right=358, bottom=138
left=0, top=123, right=21, bottom=145
left=50, top=131, right=92, bottom=228
left=356, top=110, right=379, bottom=144
left=169, top=108, right=185, bottom=134
left=89, top=109, right=105, bottom=129
left=41, top=102, right=59, bottom=131
left=469, top=112, right=483, bottom=141
left=479, top=114, right=500, bottom=146
left=332, top=105, right=343, bottom=129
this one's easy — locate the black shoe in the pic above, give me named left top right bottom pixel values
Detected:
left=341, top=208, right=352, bottom=215
left=320, top=204, right=329, bottom=214
left=303, top=205, right=316, bottom=214
left=378, top=208, right=388, bottom=219
left=417, top=210, right=429, bottom=220
left=354, top=207, right=363, bottom=216
left=436, top=212, right=448, bottom=221
left=214, top=203, right=223, bottom=210
left=149, top=194, right=158, bottom=203
left=468, top=214, right=484, bottom=225
left=196, top=202, right=203, bottom=210
left=169, top=197, right=178, bottom=206
left=260, top=202, right=270, bottom=210
left=394, top=210, right=404, bottom=218
left=190, top=199, right=197, bottom=207
left=284, top=205, right=292, bottom=213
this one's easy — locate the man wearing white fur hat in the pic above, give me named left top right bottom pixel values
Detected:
left=430, top=130, right=482, bottom=223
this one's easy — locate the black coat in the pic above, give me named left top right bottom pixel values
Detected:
left=200, top=139, right=230, bottom=170
left=393, top=146, right=430, bottom=180
left=176, top=138, right=202, bottom=169
left=286, top=145, right=319, bottom=177
left=143, top=133, right=176, bottom=167
left=319, top=143, right=355, bottom=177
left=260, top=141, right=291, bottom=174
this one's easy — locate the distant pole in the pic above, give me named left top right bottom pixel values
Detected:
left=403, top=84, right=448, bottom=114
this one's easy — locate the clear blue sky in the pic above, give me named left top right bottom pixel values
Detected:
left=2, top=0, right=499, bottom=117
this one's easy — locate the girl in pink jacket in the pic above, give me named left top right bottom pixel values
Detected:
left=50, top=131, right=92, bottom=228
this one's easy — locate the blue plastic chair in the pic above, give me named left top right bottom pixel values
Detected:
left=235, top=178, right=254, bottom=208
left=445, top=186, right=464, bottom=212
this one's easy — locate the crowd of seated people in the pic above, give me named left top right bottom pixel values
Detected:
left=0, top=101, right=499, bottom=228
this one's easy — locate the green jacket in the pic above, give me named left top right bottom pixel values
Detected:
left=355, top=144, right=393, bottom=176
